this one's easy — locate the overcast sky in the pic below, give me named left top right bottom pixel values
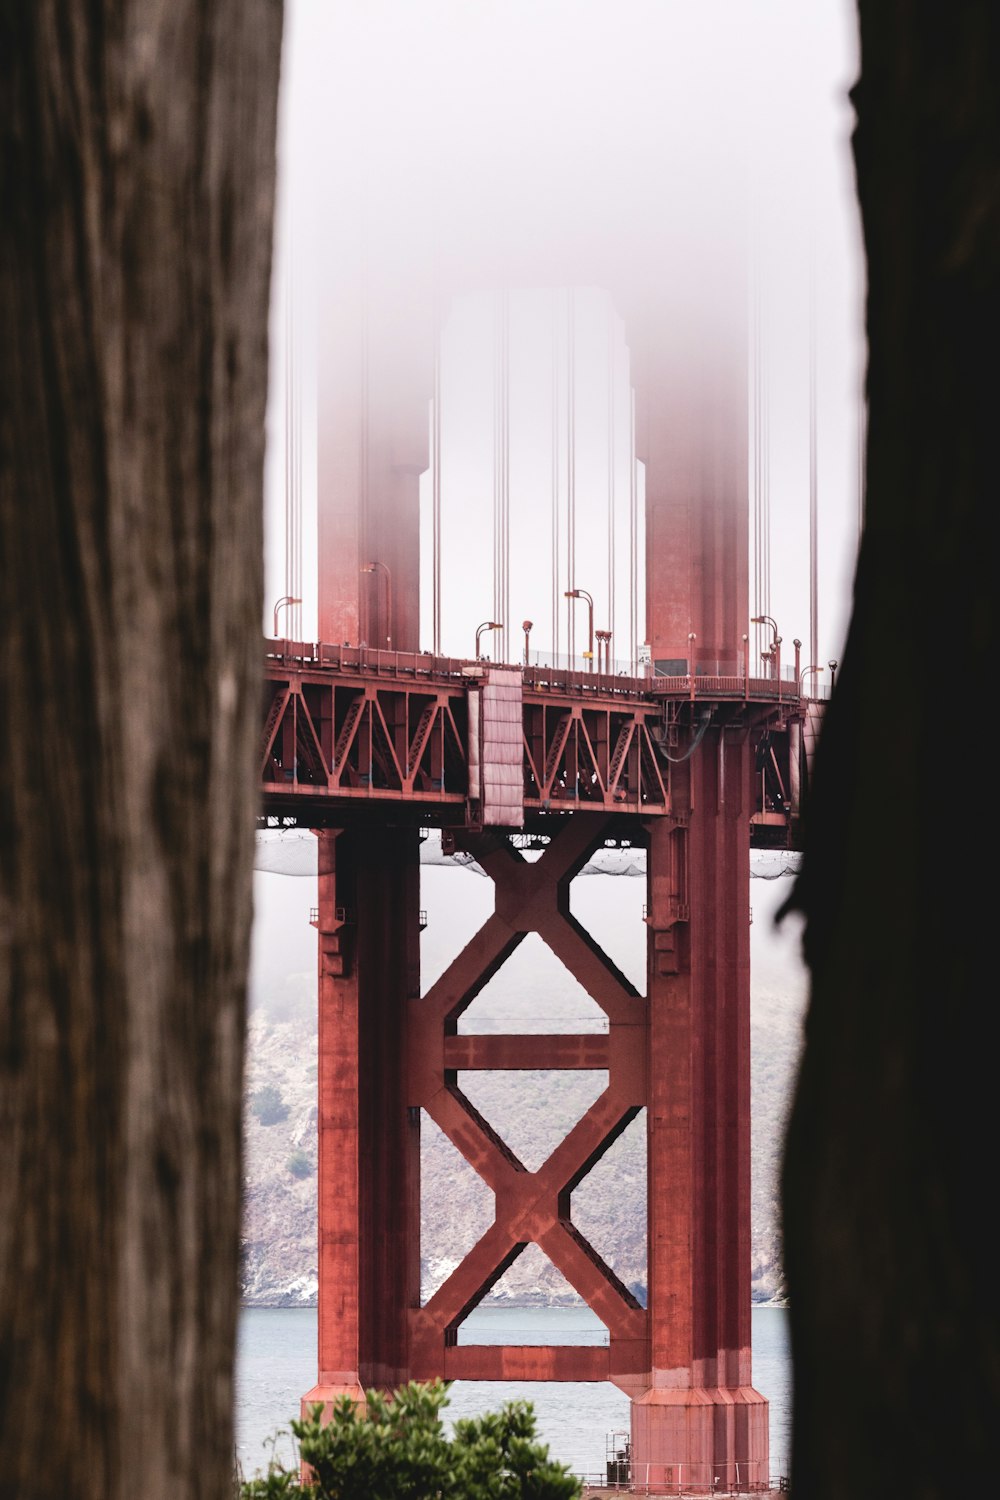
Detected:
left=263, top=0, right=864, bottom=676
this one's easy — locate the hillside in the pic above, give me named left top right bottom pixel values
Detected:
left=241, top=843, right=807, bottom=1311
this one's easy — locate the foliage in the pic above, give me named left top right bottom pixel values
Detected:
left=286, top=1149, right=314, bottom=1179
left=250, top=1084, right=290, bottom=1126
left=240, top=1378, right=582, bottom=1499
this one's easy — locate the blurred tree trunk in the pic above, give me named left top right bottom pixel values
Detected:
left=0, top=6, right=282, bottom=1499
left=780, top=5, right=998, bottom=1497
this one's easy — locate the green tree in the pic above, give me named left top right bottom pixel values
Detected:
left=286, top=1149, right=313, bottom=1179
left=240, top=1379, right=581, bottom=1500
left=251, top=1084, right=290, bottom=1125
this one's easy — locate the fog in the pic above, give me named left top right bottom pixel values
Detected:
left=264, top=0, right=863, bottom=674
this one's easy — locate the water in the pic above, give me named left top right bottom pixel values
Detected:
left=235, top=1303, right=791, bottom=1484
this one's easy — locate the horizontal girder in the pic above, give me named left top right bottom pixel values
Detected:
left=260, top=638, right=804, bottom=848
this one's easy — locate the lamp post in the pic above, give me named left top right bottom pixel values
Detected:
left=751, top=615, right=782, bottom=684
left=564, top=588, right=594, bottom=671
left=522, top=619, right=533, bottom=666
left=475, top=620, right=502, bottom=659
left=792, top=638, right=802, bottom=682
left=799, top=664, right=823, bottom=695
left=273, top=595, right=301, bottom=637
left=595, top=629, right=612, bottom=673
left=360, top=561, right=392, bottom=648
left=828, top=658, right=839, bottom=691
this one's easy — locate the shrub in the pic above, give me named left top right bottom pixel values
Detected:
left=240, top=1378, right=581, bottom=1499
left=250, top=1084, right=289, bottom=1126
left=286, top=1149, right=313, bottom=1179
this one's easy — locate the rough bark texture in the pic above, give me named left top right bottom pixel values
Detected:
left=780, top=6, right=999, bottom=1498
left=0, top=6, right=282, bottom=1499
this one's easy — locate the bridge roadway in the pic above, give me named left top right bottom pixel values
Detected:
left=260, top=636, right=807, bottom=846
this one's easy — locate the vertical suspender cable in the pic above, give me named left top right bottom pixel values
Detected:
left=629, top=386, right=637, bottom=675
left=284, top=232, right=291, bottom=627
left=607, top=300, right=616, bottom=669
left=490, top=289, right=511, bottom=662
left=284, top=210, right=302, bottom=641
left=432, top=309, right=442, bottom=656
left=492, top=293, right=500, bottom=645
left=294, top=228, right=302, bottom=638
left=360, top=249, right=369, bottom=647
left=809, top=248, right=818, bottom=674
left=763, top=283, right=772, bottom=661
left=751, top=211, right=761, bottom=669
left=566, top=289, right=576, bottom=661
left=551, top=292, right=560, bottom=665
left=502, top=290, right=510, bottom=664
left=751, top=206, right=772, bottom=676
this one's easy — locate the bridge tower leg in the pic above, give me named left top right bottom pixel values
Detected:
left=631, top=729, right=769, bottom=1492
left=301, top=825, right=422, bottom=1416
left=622, top=270, right=769, bottom=1489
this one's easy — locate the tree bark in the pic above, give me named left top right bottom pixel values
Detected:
left=0, top=6, right=282, bottom=1499
left=780, top=6, right=999, bottom=1497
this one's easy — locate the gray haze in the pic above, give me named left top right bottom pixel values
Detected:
left=264, top=0, right=863, bottom=673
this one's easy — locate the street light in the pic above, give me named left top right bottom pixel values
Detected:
left=751, top=615, right=782, bottom=683
left=475, top=620, right=502, bottom=659
left=828, top=658, right=839, bottom=691
left=595, top=629, right=612, bottom=673
left=799, top=664, right=824, bottom=694
left=522, top=619, right=533, bottom=666
left=272, top=595, right=301, bottom=637
left=564, top=588, right=594, bottom=671
left=360, top=561, right=392, bottom=648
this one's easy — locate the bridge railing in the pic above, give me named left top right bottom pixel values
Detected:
left=265, top=638, right=824, bottom=706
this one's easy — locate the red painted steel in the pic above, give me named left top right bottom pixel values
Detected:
left=635, top=734, right=767, bottom=1482
left=288, top=254, right=825, bottom=1490
left=284, top=692, right=791, bottom=1487
left=302, top=826, right=422, bottom=1416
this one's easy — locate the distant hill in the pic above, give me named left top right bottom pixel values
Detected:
left=241, top=846, right=807, bottom=1311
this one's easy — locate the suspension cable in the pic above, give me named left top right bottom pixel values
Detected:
left=283, top=217, right=301, bottom=640
left=359, top=254, right=370, bottom=647
left=751, top=203, right=771, bottom=677
left=502, top=290, right=510, bottom=663
left=629, top=385, right=637, bottom=676
left=492, top=292, right=499, bottom=644
left=607, top=299, right=616, bottom=669
left=566, top=288, right=576, bottom=661
left=551, top=292, right=560, bottom=664
left=432, top=304, right=442, bottom=656
left=809, top=245, right=818, bottom=673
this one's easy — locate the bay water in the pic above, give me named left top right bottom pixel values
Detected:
left=235, top=1302, right=791, bottom=1486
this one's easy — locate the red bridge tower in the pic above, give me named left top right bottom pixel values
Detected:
left=265, top=242, right=802, bottom=1493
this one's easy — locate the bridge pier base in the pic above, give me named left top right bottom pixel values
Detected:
left=630, top=1387, right=770, bottom=1494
